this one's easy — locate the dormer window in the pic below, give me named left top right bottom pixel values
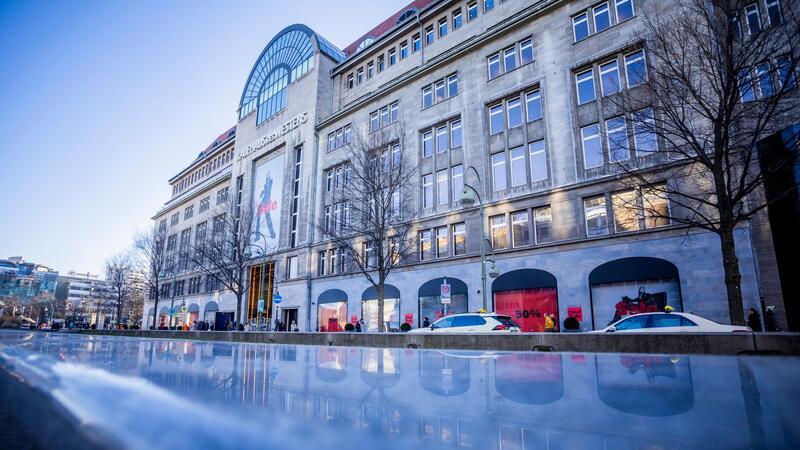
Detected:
left=396, top=8, right=418, bottom=24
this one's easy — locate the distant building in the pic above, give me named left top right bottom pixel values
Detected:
left=0, top=256, right=59, bottom=308
left=57, top=271, right=113, bottom=326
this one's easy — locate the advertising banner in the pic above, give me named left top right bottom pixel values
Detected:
left=494, top=288, right=559, bottom=332
left=252, top=153, right=286, bottom=251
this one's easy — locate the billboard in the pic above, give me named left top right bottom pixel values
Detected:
left=252, top=153, right=286, bottom=251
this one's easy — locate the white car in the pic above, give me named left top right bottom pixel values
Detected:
left=591, top=312, right=751, bottom=333
left=408, top=313, right=521, bottom=333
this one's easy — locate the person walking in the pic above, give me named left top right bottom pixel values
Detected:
left=422, top=317, right=430, bottom=328
left=747, top=308, right=763, bottom=332
left=764, top=306, right=780, bottom=332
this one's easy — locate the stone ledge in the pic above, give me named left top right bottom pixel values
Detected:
left=69, top=330, right=800, bottom=355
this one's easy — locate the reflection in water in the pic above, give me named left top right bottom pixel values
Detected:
left=1, top=332, right=799, bottom=450
left=419, top=351, right=470, bottom=396
left=596, top=354, right=694, bottom=417
left=495, top=353, right=564, bottom=405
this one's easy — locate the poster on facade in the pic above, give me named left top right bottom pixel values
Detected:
left=252, top=153, right=286, bottom=251
left=494, top=288, right=558, bottom=332
left=590, top=279, right=681, bottom=329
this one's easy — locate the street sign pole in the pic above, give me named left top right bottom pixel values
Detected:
left=440, top=277, right=451, bottom=317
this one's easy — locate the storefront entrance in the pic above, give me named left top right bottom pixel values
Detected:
left=492, top=269, right=559, bottom=332
left=281, top=308, right=298, bottom=330
left=248, top=262, right=275, bottom=322
left=318, top=289, right=348, bottom=332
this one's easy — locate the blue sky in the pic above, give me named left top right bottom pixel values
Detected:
left=0, top=0, right=408, bottom=276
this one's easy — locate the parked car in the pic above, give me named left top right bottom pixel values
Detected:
left=590, top=312, right=751, bottom=333
left=408, top=313, right=521, bottom=333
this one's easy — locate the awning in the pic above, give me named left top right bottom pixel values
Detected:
left=187, top=303, right=200, bottom=313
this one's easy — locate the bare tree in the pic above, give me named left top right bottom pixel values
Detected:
left=190, top=198, right=265, bottom=326
left=603, top=0, right=799, bottom=325
left=318, top=123, right=417, bottom=331
left=104, top=253, right=135, bottom=327
left=133, top=225, right=169, bottom=329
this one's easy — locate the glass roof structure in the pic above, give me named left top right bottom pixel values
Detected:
left=239, top=24, right=345, bottom=121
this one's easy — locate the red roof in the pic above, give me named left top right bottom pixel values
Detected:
left=203, top=126, right=236, bottom=154
left=342, top=0, right=437, bottom=56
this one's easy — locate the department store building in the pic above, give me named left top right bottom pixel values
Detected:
left=143, top=0, right=789, bottom=332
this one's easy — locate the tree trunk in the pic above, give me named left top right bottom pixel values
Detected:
left=377, top=281, right=385, bottom=333
left=117, top=293, right=123, bottom=326
left=235, top=292, right=243, bottom=329
left=152, top=296, right=159, bottom=330
left=719, top=226, right=745, bottom=325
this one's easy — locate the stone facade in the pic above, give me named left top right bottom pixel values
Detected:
left=143, top=0, right=782, bottom=332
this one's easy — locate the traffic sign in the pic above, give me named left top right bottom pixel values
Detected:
left=181, top=306, right=187, bottom=313
left=168, top=307, right=176, bottom=317
left=440, top=282, right=451, bottom=304
left=273, top=293, right=282, bottom=304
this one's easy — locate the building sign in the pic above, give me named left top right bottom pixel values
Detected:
left=237, top=112, right=308, bottom=162
left=252, top=153, right=286, bottom=251
left=567, top=307, right=583, bottom=322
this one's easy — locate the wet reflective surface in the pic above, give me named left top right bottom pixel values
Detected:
left=1, top=330, right=799, bottom=449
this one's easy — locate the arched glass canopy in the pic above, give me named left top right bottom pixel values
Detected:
left=239, top=24, right=345, bottom=125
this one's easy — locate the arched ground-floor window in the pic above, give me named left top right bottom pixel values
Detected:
left=418, top=277, right=468, bottom=327
left=318, top=289, right=348, bottom=332
left=361, top=285, right=400, bottom=332
left=589, top=257, right=683, bottom=329
left=492, top=269, right=559, bottom=332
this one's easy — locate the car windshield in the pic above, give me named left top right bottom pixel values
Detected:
left=492, top=316, right=520, bottom=327
left=613, top=315, right=650, bottom=330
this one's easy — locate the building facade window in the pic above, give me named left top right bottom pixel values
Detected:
left=490, top=214, right=508, bottom=249
left=487, top=37, right=534, bottom=80
left=576, top=69, right=596, bottom=104
left=421, top=117, right=462, bottom=158
left=422, top=74, right=457, bottom=109
left=451, top=165, right=464, bottom=199
left=216, top=187, right=228, bottom=205
left=327, top=125, right=352, bottom=152
left=369, top=101, right=399, bottom=132
left=412, top=34, right=421, bottom=52
left=584, top=195, right=609, bottom=236
left=171, top=212, right=179, bottom=226
left=419, top=230, right=433, bottom=260
left=199, top=197, right=210, bottom=213
left=400, top=41, right=408, bottom=59
left=422, top=174, right=433, bottom=208
left=510, top=146, right=526, bottom=187
left=285, top=256, right=298, bottom=280
left=612, top=190, right=639, bottom=232
left=615, top=0, right=634, bottom=22
left=606, top=116, right=630, bottom=162
left=425, top=25, right=435, bottom=44
left=525, top=89, right=542, bottom=122
left=599, top=59, right=621, bottom=96
left=489, top=103, right=504, bottom=134
left=593, top=2, right=611, bottom=33
left=745, top=3, right=762, bottom=34
left=573, top=12, right=589, bottom=41
left=438, top=17, right=448, bottom=37
left=491, top=152, right=507, bottom=191
left=453, top=8, right=463, bottom=29
left=451, top=222, right=466, bottom=255
left=533, top=206, right=552, bottom=244
left=184, top=205, right=193, bottom=220
left=582, top=123, right=603, bottom=169
left=436, top=169, right=449, bottom=206
left=529, top=140, right=548, bottom=182
left=468, top=1, right=478, bottom=20
left=624, top=49, right=647, bottom=87
left=436, top=227, right=449, bottom=257
left=511, top=210, right=530, bottom=247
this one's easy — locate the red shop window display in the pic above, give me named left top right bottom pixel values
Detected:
left=494, top=288, right=559, bottom=332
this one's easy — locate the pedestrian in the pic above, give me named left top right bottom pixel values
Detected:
left=238, top=322, right=244, bottom=332
left=747, top=308, right=762, bottom=332
left=355, top=320, right=362, bottom=332
left=244, top=322, right=251, bottom=332
left=274, top=318, right=281, bottom=332
left=290, top=320, right=298, bottom=332
left=544, top=313, right=555, bottom=332
left=422, top=317, right=430, bottom=328
left=764, top=306, right=780, bottom=332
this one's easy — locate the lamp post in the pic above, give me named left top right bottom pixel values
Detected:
left=459, top=166, right=500, bottom=312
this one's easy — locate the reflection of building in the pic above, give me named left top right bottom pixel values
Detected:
left=0, top=256, right=58, bottom=308
left=142, top=1, right=785, bottom=330
left=57, top=271, right=113, bottom=326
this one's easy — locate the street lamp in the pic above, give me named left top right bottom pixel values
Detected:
left=459, top=166, right=500, bottom=312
